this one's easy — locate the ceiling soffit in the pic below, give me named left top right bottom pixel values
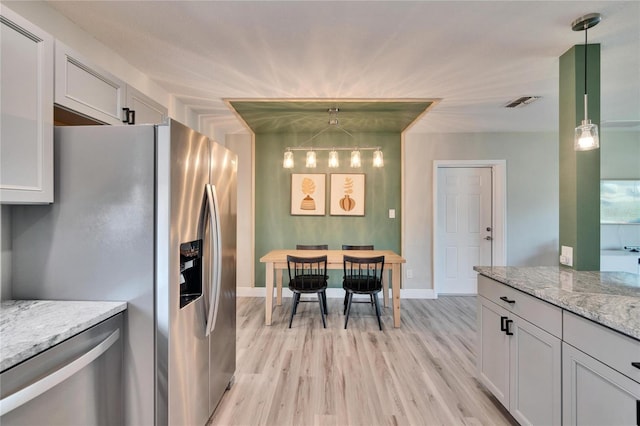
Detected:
left=227, top=100, right=436, bottom=134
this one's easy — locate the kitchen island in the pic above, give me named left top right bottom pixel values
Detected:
left=474, top=266, right=639, bottom=425
left=474, top=265, right=640, bottom=339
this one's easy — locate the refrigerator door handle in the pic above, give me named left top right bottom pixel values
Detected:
left=204, top=184, right=222, bottom=336
left=0, top=329, right=120, bottom=416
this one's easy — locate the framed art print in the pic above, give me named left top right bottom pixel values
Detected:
left=330, top=173, right=365, bottom=216
left=291, top=174, right=326, bottom=215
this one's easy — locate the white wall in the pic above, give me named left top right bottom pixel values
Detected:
left=403, top=132, right=559, bottom=291
left=226, top=133, right=253, bottom=287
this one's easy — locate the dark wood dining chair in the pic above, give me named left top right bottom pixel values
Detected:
left=296, top=244, right=328, bottom=250
left=341, top=244, right=374, bottom=250
left=286, top=255, right=329, bottom=328
left=343, top=255, right=385, bottom=330
left=342, top=245, right=375, bottom=309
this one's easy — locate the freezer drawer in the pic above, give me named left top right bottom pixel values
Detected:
left=0, top=313, right=123, bottom=426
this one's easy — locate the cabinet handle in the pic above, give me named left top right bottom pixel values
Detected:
left=636, top=399, right=639, bottom=426
left=128, top=109, right=135, bottom=125
left=505, top=319, right=514, bottom=335
left=632, top=362, right=640, bottom=370
left=500, top=296, right=516, bottom=304
left=122, top=107, right=130, bottom=124
left=500, top=316, right=508, bottom=332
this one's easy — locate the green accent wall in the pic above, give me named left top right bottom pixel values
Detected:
left=559, top=44, right=600, bottom=270
left=254, top=131, right=401, bottom=287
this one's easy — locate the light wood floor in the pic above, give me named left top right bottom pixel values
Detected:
left=207, top=296, right=517, bottom=426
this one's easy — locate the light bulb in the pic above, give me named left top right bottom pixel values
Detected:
left=283, top=151, right=294, bottom=168
left=350, top=150, right=361, bottom=168
left=328, top=150, right=339, bottom=168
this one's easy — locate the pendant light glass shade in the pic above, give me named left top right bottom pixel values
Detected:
left=283, top=150, right=294, bottom=168
left=575, top=119, right=599, bottom=150
left=328, top=150, right=339, bottom=168
left=306, top=151, right=317, bottom=168
left=350, top=150, right=361, bottom=168
left=373, top=149, right=384, bottom=167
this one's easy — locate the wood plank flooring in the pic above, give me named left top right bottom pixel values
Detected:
left=207, top=296, right=517, bottom=426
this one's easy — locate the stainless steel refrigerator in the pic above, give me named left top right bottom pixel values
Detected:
left=11, top=119, right=236, bottom=426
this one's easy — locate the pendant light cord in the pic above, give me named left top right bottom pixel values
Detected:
left=584, top=27, right=588, bottom=96
left=583, top=26, right=588, bottom=122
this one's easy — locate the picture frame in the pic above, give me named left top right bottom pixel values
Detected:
left=291, top=174, right=326, bottom=215
left=330, top=173, right=365, bottom=216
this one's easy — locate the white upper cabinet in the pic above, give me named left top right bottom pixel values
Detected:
left=0, top=5, right=54, bottom=204
left=124, top=85, right=167, bottom=125
left=55, top=41, right=167, bottom=126
left=54, top=40, right=126, bottom=125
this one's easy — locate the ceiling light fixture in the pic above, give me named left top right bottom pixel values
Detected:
left=282, top=108, right=384, bottom=168
left=572, top=12, right=601, bottom=151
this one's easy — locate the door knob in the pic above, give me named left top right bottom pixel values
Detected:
left=486, top=227, right=492, bottom=232
left=484, top=236, right=492, bottom=241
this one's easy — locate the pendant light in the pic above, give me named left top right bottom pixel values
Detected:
left=306, top=150, right=317, bottom=168
left=283, top=149, right=294, bottom=168
left=328, top=149, right=339, bottom=168
left=350, top=149, right=361, bottom=168
left=572, top=13, right=601, bottom=151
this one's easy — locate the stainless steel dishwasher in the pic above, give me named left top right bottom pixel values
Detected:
left=0, top=313, right=123, bottom=425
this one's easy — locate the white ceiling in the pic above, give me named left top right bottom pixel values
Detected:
left=45, top=0, right=640, bottom=135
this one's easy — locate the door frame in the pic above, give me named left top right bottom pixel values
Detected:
left=432, top=160, right=506, bottom=296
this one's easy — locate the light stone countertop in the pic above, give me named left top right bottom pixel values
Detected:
left=474, top=266, right=640, bottom=340
left=0, top=300, right=127, bottom=372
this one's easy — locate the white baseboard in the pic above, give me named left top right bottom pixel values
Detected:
left=236, top=286, right=436, bottom=299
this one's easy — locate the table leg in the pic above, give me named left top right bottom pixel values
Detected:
left=382, top=270, right=389, bottom=308
left=265, top=262, right=274, bottom=325
left=392, top=264, right=401, bottom=328
left=276, top=268, right=283, bottom=306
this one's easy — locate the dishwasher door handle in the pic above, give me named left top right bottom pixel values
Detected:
left=0, top=329, right=120, bottom=416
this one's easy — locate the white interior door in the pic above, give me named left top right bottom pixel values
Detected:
left=436, top=167, right=493, bottom=294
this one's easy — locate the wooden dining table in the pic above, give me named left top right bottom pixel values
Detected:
left=259, top=249, right=406, bottom=327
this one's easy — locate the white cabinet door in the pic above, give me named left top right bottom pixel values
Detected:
left=477, top=297, right=510, bottom=408
left=125, top=86, right=167, bottom=125
left=54, top=40, right=126, bottom=125
left=510, top=316, right=561, bottom=426
left=563, top=342, right=640, bottom=425
left=478, top=292, right=562, bottom=425
left=0, top=5, right=53, bottom=204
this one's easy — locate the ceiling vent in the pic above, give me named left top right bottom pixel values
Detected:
left=505, top=96, right=541, bottom=108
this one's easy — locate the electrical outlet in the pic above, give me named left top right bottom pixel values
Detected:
left=389, top=209, right=396, bottom=219
left=406, top=269, right=413, bottom=279
left=560, top=246, right=573, bottom=267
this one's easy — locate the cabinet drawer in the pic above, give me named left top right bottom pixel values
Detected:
left=478, top=275, right=562, bottom=338
left=564, top=311, right=640, bottom=383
